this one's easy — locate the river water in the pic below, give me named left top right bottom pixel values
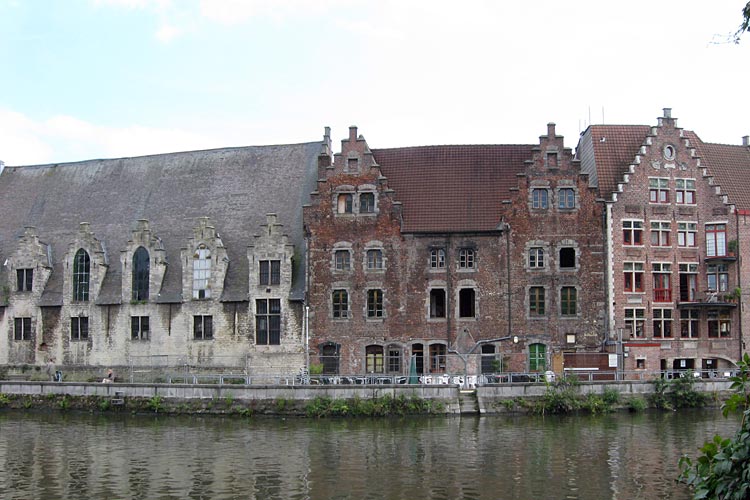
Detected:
left=0, top=409, right=740, bottom=500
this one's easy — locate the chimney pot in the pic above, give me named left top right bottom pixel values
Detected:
left=663, top=108, right=672, bottom=119
left=743, top=135, right=749, bottom=147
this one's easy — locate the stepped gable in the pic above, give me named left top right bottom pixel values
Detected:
left=0, top=141, right=322, bottom=305
left=685, top=131, right=750, bottom=210
left=372, top=144, right=534, bottom=233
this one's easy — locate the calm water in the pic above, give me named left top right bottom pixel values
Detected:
left=0, top=409, right=740, bottom=500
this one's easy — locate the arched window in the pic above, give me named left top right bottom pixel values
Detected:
left=132, top=246, right=150, bottom=301
left=529, top=343, right=546, bottom=372
left=193, top=245, right=211, bottom=299
left=73, top=248, right=90, bottom=302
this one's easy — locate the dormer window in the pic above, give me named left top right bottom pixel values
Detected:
left=73, top=249, right=90, bottom=301
left=193, top=245, right=211, bottom=299
left=132, top=246, right=150, bottom=301
left=16, top=268, right=33, bottom=292
left=259, top=259, right=281, bottom=286
left=337, top=193, right=353, bottom=214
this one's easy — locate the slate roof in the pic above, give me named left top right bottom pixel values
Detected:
left=372, top=145, right=534, bottom=233
left=577, top=125, right=651, bottom=198
left=0, top=141, right=323, bottom=305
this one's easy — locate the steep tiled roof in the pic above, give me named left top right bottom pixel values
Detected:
left=372, top=145, right=534, bottom=233
left=685, top=133, right=750, bottom=210
left=578, top=125, right=651, bottom=198
left=0, top=142, right=322, bottom=304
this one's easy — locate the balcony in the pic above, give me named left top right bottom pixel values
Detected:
left=676, top=291, right=738, bottom=309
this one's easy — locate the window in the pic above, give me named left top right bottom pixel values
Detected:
left=707, top=263, right=729, bottom=292
left=14, top=317, right=31, bottom=341
left=652, top=263, right=672, bottom=302
left=529, top=247, right=545, bottom=269
left=559, top=247, right=575, bottom=269
left=256, top=299, right=281, bottom=345
left=708, top=310, right=731, bottom=338
left=706, top=224, right=727, bottom=257
left=653, top=309, right=673, bottom=338
left=71, top=316, right=89, bottom=341
left=131, top=316, right=150, bottom=341
left=359, top=192, right=375, bottom=213
left=321, top=343, right=340, bottom=374
left=430, top=248, right=446, bottom=269
left=532, top=189, right=548, bottom=209
left=623, top=262, right=644, bottom=292
left=132, top=246, right=150, bottom=301
left=529, top=343, right=546, bottom=372
left=347, top=157, right=358, bottom=170
left=259, top=260, right=281, bottom=286
left=650, top=221, right=671, bottom=247
left=430, top=289, right=446, bottom=318
left=679, top=263, right=699, bottom=302
left=680, top=310, right=700, bottom=338
left=337, top=193, right=353, bottom=214
left=193, top=245, right=211, bottom=299
left=649, top=177, right=669, bottom=203
left=366, top=345, right=384, bottom=373
left=366, top=249, right=383, bottom=270
left=73, top=249, right=90, bottom=301
left=334, top=250, right=351, bottom=271
left=458, top=288, right=475, bottom=318
left=429, top=344, right=446, bottom=373
left=676, top=179, right=696, bottom=205
left=16, top=268, right=33, bottom=292
left=193, top=315, right=213, bottom=340
left=387, top=346, right=401, bottom=373
left=529, top=287, right=545, bottom=316
left=677, top=222, right=697, bottom=247
left=481, top=345, right=497, bottom=374
left=625, top=308, right=645, bottom=338
left=623, top=220, right=643, bottom=246
left=560, top=287, right=577, bottom=316
left=459, top=248, right=475, bottom=269
left=566, top=333, right=576, bottom=344
left=558, top=188, right=575, bottom=209
left=332, top=289, right=349, bottom=318
left=367, top=289, right=384, bottom=318
left=636, top=358, right=646, bottom=369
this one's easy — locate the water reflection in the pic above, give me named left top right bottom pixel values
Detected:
left=0, top=410, right=739, bottom=500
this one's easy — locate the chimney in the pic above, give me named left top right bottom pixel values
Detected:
left=743, top=136, right=749, bottom=147
left=663, top=108, right=672, bottom=119
left=349, top=126, right=358, bottom=142
left=547, top=122, right=556, bottom=138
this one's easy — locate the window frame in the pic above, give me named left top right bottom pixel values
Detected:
left=73, top=248, right=91, bottom=301
left=332, top=289, right=349, bottom=319
left=366, top=289, right=384, bottom=318
left=16, top=268, right=33, bottom=293
left=429, top=288, right=446, bottom=319
left=430, top=248, right=446, bottom=269
left=650, top=221, right=671, bottom=247
left=366, top=249, right=384, bottom=271
left=529, top=343, right=546, bottom=372
left=132, top=246, right=150, bottom=302
left=193, top=245, right=211, bottom=299
left=652, top=262, right=672, bottom=302
left=193, top=315, right=213, bottom=340
left=532, top=188, right=549, bottom=209
left=70, top=316, right=89, bottom=341
left=623, top=262, right=645, bottom=293
left=649, top=177, right=670, bottom=204
left=334, top=249, right=351, bottom=271
left=458, top=288, right=476, bottom=318
left=259, top=259, right=281, bottom=286
left=458, top=248, right=476, bottom=270
left=359, top=192, right=375, bottom=214
left=528, top=247, right=545, bottom=269
left=131, top=316, right=150, bottom=341
left=14, top=317, right=32, bottom=341
left=705, top=223, right=727, bottom=257
left=680, top=309, right=700, bottom=339
left=652, top=308, right=673, bottom=338
left=707, top=309, right=731, bottom=338
left=366, top=345, right=385, bottom=373
left=677, top=222, right=697, bottom=247
left=560, top=286, right=577, bottom=316
left=675, top=178, right=696, bottom=205
left=256, top=298, right=281, bottom=345
left=337, top=193, right=354, bottom=214
left=624, top=308, right=645, bottom=338
left=529, top=286, right=546, bottom=316
left=623, top=220, right=644, bottom=246
left=558, top=188, right=575, bottom=209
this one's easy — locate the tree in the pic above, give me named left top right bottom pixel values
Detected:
left=679, top=353, right=750, bottom=499
left=735, top=1, right=750, bottom=42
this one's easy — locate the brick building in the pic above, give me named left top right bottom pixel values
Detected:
left=0, top=142, right=322, bottom=375
left=577, top=108, right=749, bottom=376
left=304, top=124, right=606, bottom=377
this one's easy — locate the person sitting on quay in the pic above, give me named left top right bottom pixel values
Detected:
left=102, top=368, right=115, bottom=384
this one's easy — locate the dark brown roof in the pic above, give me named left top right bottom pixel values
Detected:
left=0, top=142, right=322, bottom=304
left=577, top=125, right=651, bottom=198
left=685, top=133, right=750, bottom=210
left=372, top=145, right=534, bottom=233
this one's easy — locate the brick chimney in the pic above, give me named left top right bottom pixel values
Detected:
left=743, top=135, right=749, bottom=147
left=547, top=122, right=556, bottom=138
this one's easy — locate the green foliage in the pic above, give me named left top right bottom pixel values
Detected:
left=581, top=394, right=614, bottom=415
left=679, top=353, right=750, bottom=499
left=146, top=395, right=164, bottom=413
left=0, top=393, right=10, bottom=407
left=305, top=394, right=437, bottom=418
left=58, top=395, right=71, bottom=411
left=626, top=397, right=647, bottom=413
left=309, top=363, right=324, bottom=375
left=275, top=398, right=290, bottom=413
left=671, top=373, right=707, bottom=408
left=500, top=399, right=515, bottom=411
left=224, top=395, right=235, bottom=406
left=534, top=376, right=582, bottom=415
left=602, top=387, right=620, bottom=405
left=648, top=377, right=674, bottom=410
left=98, top=398, right=111, bottom=411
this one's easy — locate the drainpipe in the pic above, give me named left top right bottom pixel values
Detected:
left=505, top=223, right=512, bottom=339
left=736, top=209, right=743, bottom=360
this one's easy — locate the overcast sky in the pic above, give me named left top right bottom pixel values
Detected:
left=1, top=0, right=748, bottom=166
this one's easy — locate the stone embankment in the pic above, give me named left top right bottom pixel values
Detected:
left=0, top=379, right=733, bottom=416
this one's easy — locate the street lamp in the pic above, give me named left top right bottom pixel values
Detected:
left=449, top=334, right=519, bottom=388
